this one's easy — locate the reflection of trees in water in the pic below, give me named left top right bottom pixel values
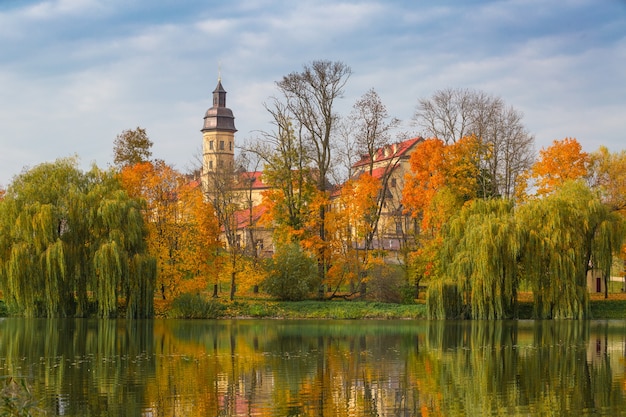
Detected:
left=419, top=320, right=626, bottom=416
left=0, top=319, right=624, bottom=416
left=0, top=319, right=154, bottom=416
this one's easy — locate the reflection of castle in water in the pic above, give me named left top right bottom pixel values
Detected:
left=587, top=323, right=626, bottom=374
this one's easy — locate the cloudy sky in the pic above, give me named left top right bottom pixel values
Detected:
left=1, top=0, right=625, bottom=186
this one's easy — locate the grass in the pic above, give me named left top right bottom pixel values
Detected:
left=222, top=298, right=429, bottom=319
left=213, top=291, right=626, bottom=320
left=3, top=290, right=626, bottom=320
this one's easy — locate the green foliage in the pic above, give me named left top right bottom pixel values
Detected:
left=439, top=198, right=521, bottom=319
left=427, top=181, right=626, bottom=320
left=427, top=281, right=463, bottom=319
left=0, top=158, right=156, bottom=318
left=170, top=293, right=225, bottom=319
left=518, top=181, right=625, bottom=318
left=262, top=243, right=319, bottom=301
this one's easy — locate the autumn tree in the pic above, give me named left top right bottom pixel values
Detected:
left=246, top=100, right=317, bottom=242
left=402, top=136, right=481, bottom=299
left=0, top=158, right=155, bottom=318
left=202, top=162, right=243, bottom=300
left=587, top=146, right=626, bottom=215
left=403, top=136, right=480, bottom=232
left=524, top=137, right=589, bottom=196
left=344, top=88, right=402, bottom=250
left=113, top=127, right=153, bottom=167
left=118, top=160, right=220, bottom=300
left=414, top=88, right=534, bottom=198
left=325, top=173, right=381, bottom=296
left=275, top=60, right=351, bottom=279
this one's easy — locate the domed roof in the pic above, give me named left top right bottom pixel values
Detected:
left=201, top=80, right=237, bottom=132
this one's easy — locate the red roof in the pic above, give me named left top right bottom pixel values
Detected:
left=233, top=204, right=269, bottom=229
left=238, top=171, right=269, bottom=190
left=352, top=137, right=422, bottom=168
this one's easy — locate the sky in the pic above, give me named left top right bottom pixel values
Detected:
left=1, top=0, right=625, bottom=186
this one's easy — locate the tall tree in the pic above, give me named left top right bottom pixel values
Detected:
left=275, top=60, right=351, bottom=279
left=0, top=158, right=155, bottom=318
left=118, top=160, right=221, bottom=300
left=246, top=100, right=316, bottom=242
left=277, top=60, right=351, bottom=192
left=202, top=162, right=243, bottom=300
left=113, top=127, right=153, bottom=167
left=414, top=88, right=534, bottom=198
left=345, top=88, right=402, bottom=250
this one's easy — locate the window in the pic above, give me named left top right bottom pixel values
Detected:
left=219, top=141, right=225, bottom=150
left=209, top=160, right=213, bottom=169
left=218, top=159, right=224, bottom=168
left=209, top=140, right=214, bottom=150
left=390, top=178, right=397, bottom=188
left=229, top=141, right=232, bottom=151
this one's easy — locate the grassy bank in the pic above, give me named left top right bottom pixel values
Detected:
left=162, top=292, right=626, bottom=320
left=222, top=299, right=429, bottom=319
left=2, top=293, right=625, bottom=319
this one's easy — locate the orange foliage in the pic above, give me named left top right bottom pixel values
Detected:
left=402, top=138, right=446, bottom=224
left=118, top=161, right=220, bottom=299
left=402, top=136, right=480, bottom=231
left=530, top=137, right=589, bottom=196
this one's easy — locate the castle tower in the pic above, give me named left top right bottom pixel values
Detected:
left=201, top=78, right=237, bottom=189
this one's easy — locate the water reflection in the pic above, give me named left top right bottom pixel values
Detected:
left=0, top=319, right=625, bottom=416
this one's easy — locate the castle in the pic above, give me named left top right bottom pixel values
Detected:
left=200, top=78, right=421, bottom=258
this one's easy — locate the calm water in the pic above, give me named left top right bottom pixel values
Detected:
left=0, top=318, right=625, bottom=416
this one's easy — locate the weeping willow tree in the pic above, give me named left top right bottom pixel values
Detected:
left=432, top=198, right=522, bottom=319
left=0, top=158, right=155, bottom=318
left=518, top=180, right=625, bottom=319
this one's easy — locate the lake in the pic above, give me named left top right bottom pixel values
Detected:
left=0, top=318, right=625, bottom=416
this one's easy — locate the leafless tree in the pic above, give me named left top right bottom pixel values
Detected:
left=349, top=88, right=400, bottom=175
left=414, top=88, right=534, bottom=198
left=276, top=60, right=351, bottom=192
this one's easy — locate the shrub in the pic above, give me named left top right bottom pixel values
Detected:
left=262, top=243, right=319, bottom=301
left=170, top=293, right=225, bottom=319
left=365, top=264, right=409, bottom=303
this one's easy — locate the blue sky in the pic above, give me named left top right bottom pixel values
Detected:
left=1, top=0, right=625, bottom=186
